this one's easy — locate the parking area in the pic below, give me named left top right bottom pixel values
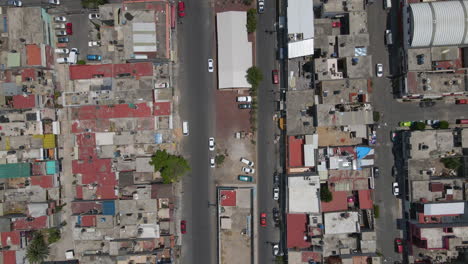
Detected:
left=214, top=90, right=255, bottom=184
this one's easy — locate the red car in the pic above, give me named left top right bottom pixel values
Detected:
left=178, top=1, right=186, bottom=18
left=272, top=70, right=279, bottom=84
left=395, top=238, right=403, bottom=253
left=66, top=23, right=72, bottom=35
left=332, top=21, right=341, bottom=28
left=260, top=213, right=267, bottom=227
left=456, top=99, right=467, bottom=104
left=180, top=220, right=187, bottom=234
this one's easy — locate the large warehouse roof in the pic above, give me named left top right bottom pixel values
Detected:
left=216, top=12, right=252, bottom=89
left=410, top=0, right=468, bottom=47
left=287, top=0, right=314, bottom=39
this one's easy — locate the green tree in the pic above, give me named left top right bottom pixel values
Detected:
left=441, top=157, right=462, bottom=170
left=438, top=120, right=449, bottom=129
left=215, top=155, right=225, bottom=166
left=149, top=150, right=191, bottom=183
left=373, top=205, right=380, bottom=218
left=243, top=0, right=253, bottom=5
left=246, top=9, right=257, bottom=33
left=373, top=111, right=380, bottom=123
left=411, top=121, right=426, bottom=130
left=320, top=185, right=333, bottom=202
left=77, top=60, right=86, bottom=65
left=81, top=0, right=108, bottom=9
left=26, top=233, right=49, bottom=264
left=47, top=228, right=61, bottom=244
left=246, top=66, right=263, bottom=87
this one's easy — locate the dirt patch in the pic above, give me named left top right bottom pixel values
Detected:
left=215, top=90, right=251, bottom=140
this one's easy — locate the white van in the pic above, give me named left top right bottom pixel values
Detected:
left=384, top=0, right=391, bottom=9
left=182, top=121, right=189, bottom=136
left=68, top=48, right=78, bottom=64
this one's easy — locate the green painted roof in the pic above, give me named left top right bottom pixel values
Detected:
left=7, top=53, right=20, bottom=68
left=0, top=163, right=31, bottom=178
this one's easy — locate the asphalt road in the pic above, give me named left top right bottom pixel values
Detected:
left=256, top=2, right=281, bottom=263
left=368, top=0, right=468, bottom=261
left=178, top=0, right=217, bottom=263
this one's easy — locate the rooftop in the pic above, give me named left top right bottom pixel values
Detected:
left=69, top=63, right=153, bottom=80
left=288, top=176, right=320, bottom=213
left=407, top=71, right=467, bottom=97
left=406, top=130, right=459, bottom=160
left=319, top=79, right=369, bottom=105
left=315, top=104, right=374, bottom=127
left=323, top=0, right=365, bottom=13
left=286, top=214, right=310, bottom=249
left=321, top=191, right=349, bottom=212
left=316, top=125, right=368, bottom=147
left=285, top=90, right=315, bottom=135
left=324, top=211, right=360, bottom=234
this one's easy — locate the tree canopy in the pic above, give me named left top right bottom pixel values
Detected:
left=150, top=150, right=191, bottom=183
left=320, top=185, right=333, bottom=202
left=26, top=233, right=49, bottom=264
left=246, top=66, right=263, bottom=87
left=82, top=0, right=108, bottom=8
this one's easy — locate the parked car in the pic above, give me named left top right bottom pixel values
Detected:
left=257, top=0, right=265, bottom=13
left=273, top=187, right=279, bottom=200
left=456, top=99, right=467, bottom=104
left=66, top=23, right=72, bottom=35
left=392, top=182, right=400, bottom=196
left=208, top=59, right=214, bottom=72
left=272, top=69, right=279, bottom=84
left=56, top=57, right=69, bottom=64
left=54, top=16, right=67, bottom=22
left=390, top=131, right=397, bottom=142
left=49, top=0, right=60, bottom=5
left=385, top=29, right=393, bottom=45
left=260, top=213, right=267, bottom=227
left=272, top=243, right=280, bottom=256
left=419, top=101, right=436, bottom=107
left=373, top=167, right=380, bottom=178
left=180, top=220, right=187, bottom=234
left=238, top=103, right=252, bottom=109
left=399, top=121, right=412, bottom=127
left=376, top=63, right=383, bottom=77
left=272, top=208, right=280, bottom=223
left=238, top=175, right=253, bottom=182
left=87, top=54, right=102, bottom=61
left=395, top=238, right=403, bottom=253
left=242, top=167, right=255, bottom=174
left=55, top=24, right=65, bottom=29
left=7, top=0, right=22, bottom=7
left=236, top=96, right=252, bottom=102
left=58, top=37, right=69, bottom=43
left=55, top=48, right=69, bottom=54
left=88, top=13, right=101, bottom=19
left=56, top=30, right=67, bottom=36
left=178, top=1, right=186, bottom=17
left=210, top=158, right=215, bottom=168
left=240, top=158, right=254, bottom=167
left=273, top=172, right=280, bottom=185
left=208, top=137, right=215, bottom=151
left=88, top=41, right=101, bottom=47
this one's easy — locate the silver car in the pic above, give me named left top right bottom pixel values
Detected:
left=242, top=167, right=255, bottom=174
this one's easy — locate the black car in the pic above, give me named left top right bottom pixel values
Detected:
left=373, top=167, right=379, bottom=178
left=273, top=172, right=280, bottom=185
left=272, top=208, right=280, bottom=223
left=419, top=101, right=435, bottom=108
left=58, top=37, right=69, bottom=43
left=238, top=103, right=252, bottom=109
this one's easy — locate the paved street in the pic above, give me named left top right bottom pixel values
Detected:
left=368, top=1, right=468, bottom=261
left=177, top=0, right=217, bottom=263
left=256, top=2, right=282, bottom=263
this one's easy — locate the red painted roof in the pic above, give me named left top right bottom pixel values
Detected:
left=69, top=62, right=153, bottom=80
left=12, top=215, right=47, bottom=230
left=76, top=133, right=96, bottom=146
left=288, top=136, right=304, bottom=167
left=75, top=186, right=83, bottom=199
left=12, top=95, right=36, bottom=109
left=358, top=190, right=373, bottom=209
left=72, top=103, right=153, bottom=120
left=72, top=159, right=112, bottom=176
left=78, top=146, right=98, bottom=160
left=220, top=190, right=236, bottom=206
left=82, top=172, right=117, bottom=186
left=26, top=44, right=42, bottom=66
left=71, top=201, right=102, bottom=215
left=21, top=68, right=36, bottom=82
left=30, top=176, right=54, bottom=188
left=286, top=214, right=310, bottom=249
left=96, top=185, right=117, bottom=200
left=321, top=191, right=349, bottom=212
left=3, top=250, right=16, bottom=264
left=153, top=102, right=171, bottom=116
left=81, top=215, right=96, bottom=227
left=1, top=231, right=20, bottom=246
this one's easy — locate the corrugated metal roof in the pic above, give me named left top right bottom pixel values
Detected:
left=132, top=23, right=157, bottom=53
left=410, top=3, right=433, bottom=47
left=287, top=0, right=314, bottom=39
left=288, top=39, right=314, bottom=59
left=0, top=163, right=31, bottom=178
left=133, top=23, right=156, bottom=32
left=424, top=202, right=465, bottom=215
left=432, top=1, right=465, bottom=46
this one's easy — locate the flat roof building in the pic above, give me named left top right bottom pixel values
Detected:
left=287, top=0, right=314, bottom=59
left=288, top=176, right=320, bottom=213
left=216, top=12, right=253, bottom=89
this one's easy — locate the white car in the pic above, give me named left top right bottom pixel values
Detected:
left=88, top=41, right=101, bottom=47
left=208, top=59, right=214, bottom=73
left=49, top=0, right=60, bottom=4
left=272, top=243, right=280, bottom=256
left=7, top=0, right=22, bottom=7
left=55, top=24, right=66, bottom=29
left=392, top=182, right=400, bottom=196
left=54, top=16, right=67, bottom=22
left=376, top=63, right=383, bottom=77
left=56, top=31, right=67, bottom=36
left=89, top=13, right=101, bottom=19
left=210, top=158, right=215, bottom=168
left=236, top=96, right=252, bottom=102
left=55, top=48, right=69, bottom=54
left=242, top=167, right=255, bottom=174
left=273, top=187, right=279, bottom=200
left=56, top=57, right=69, bottom=64
left=208, top=137, right=215, bottom=151
left=258, top=0, right=265, bottom=13
left=240, top=158, right=254, bottom=167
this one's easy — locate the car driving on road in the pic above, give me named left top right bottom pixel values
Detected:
left=272, top=69, right=279, bottom=84
left=260, top=213, right=267, bottom=227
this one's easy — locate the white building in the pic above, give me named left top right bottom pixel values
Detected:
left=287, top=0, right=314, bottom=58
